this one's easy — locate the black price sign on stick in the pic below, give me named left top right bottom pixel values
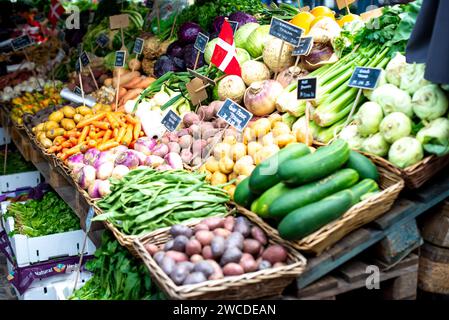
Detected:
left=114, top=50, right=126, bottom=67
left=162, top=110, right=182, bottom=132
left=96, top=34, right=109, bottom=48
left=293, top=36, right=313, bottom=56
left=74, top=86, right=82, bottom=96
left=217, top=99, right=253, bottom=132
left=269, top=17, right=303, bottom=46
left=297, top=77, right=317, bottom=100
left=11, top=35, right=33, bottom=51
left=75, top=59, right=81, bottom=73
left=228, top=21, right=239, bottom=34
left=194, top=32, right=209, bottom=53
left=133, top=37, right=144, bottom=55
left=80, top=51, right=90, bottom=67
left=348, top=67, right=382, bottom=90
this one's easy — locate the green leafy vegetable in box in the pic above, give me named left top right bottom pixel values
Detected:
left=0, top=151, right=36, bottom=175
left=4, top=192, right=80, bottom=237
left=70, top=232, right=164, bottom=300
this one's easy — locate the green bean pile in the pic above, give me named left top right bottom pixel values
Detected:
left=94, top=168, right=230, bottom=235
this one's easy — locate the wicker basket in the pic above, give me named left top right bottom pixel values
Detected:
left=239, top=167, right=404, bottom=255
left=362, top=152, right=449, bottom=189
left=133, top=210, right=307, bottom=300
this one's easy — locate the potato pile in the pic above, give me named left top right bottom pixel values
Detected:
left=145, top=215, right=289, bottom=286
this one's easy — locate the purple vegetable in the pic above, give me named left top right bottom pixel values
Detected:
left=173, top=57, right=186, bottom=71
left=213, top=16, right=226, bottom=33
left=165, top=152, right=183, bottom=170
left=110, top=145, right=128, bottom=155
left=114, top=151, right=140, bottom=169
left=88, top=179, right=102, bottom=199
left=166, top=40, right=184, bottom=58
left=98, top=180, right=111, bottom=197
left=144, top=155, right=165, bottom=168
left=166, top=132, right=179, bottom=142
left=183, top=44, right=204, bottom=69
left=134, top=137, right=158, bottom=156
left=180, top=148, right=193, bottom=164
left=111, top=165, right=130, bottom=180
left=96, top=161, right=114, bottom=180
left=67, top=153, right=85, bottom=170
left=151, top=144, right=169, bottom=158
left=177, top=128, right=191, bottom=137
left=179, top=135, right=192, bottom=149
left=154, top=55, right=181, bottom=78
left=131, top=150, right=147, bottom=165
left=178, top=22, right=202, bottom=44
left=83, top=148, right=100, bottom=166
left=78, top=165, right=96, bottom=190
left=93, top=151, right=116, bottom=169
left=228, top=12, right=257, bottom=29
left=168, top=142, right=181, bottom=154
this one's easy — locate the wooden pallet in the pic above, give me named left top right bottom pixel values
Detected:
left=295, top=253, right=419, bottom=300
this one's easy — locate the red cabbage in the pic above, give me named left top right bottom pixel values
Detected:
left=228, top=12, right=257, bottom=29
left=213, top=16, right=226, bottom=33
left=178, top=22, right=202, bottom=44
left=166, top=41, right=184, bottom=58
left=154, top=55, right=181, bottom=78
left=184, top=44, right=204, bottom=69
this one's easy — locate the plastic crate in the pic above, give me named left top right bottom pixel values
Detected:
left=0, top=171, right=41, bottom=193
left=0, top=127, right=11, bottom=145
left=1, top=201, right=96, bottom=267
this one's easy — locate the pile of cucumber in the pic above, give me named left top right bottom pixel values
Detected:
left=234, top=140, right=380, bottom=241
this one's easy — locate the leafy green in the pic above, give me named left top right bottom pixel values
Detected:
left=4, top=192, right=80, bottom=238
left=0, top=151, right=35, bottom=175
left=70, top=232, right=164, bottom=300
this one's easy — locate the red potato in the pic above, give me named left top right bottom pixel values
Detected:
left=194, top=223, right=209, bottom=233
left=145, top=243, right=160, bottom=256
left=195, top=230, right=214, bottom=246
left=239, top=253, right=258, bottom=273
left=243, top=239, right=261, bottom=256
left=185, top=239, right=202, bottom=256
left=213, top=228, right=231, bottom=238
left=223, top=263, right=244, bottom=276
left=190, top=254, right=204, bottom=263
left=165, top=250, right=188, bottom=263
left=251, top=226, right=267, bottom=246
left=202, top=217, right=225, bottom=230
left=207, top=260, right=224, bottom=280
left=202, top=246, right=213, bottom=260
left=224, top=216, right=235, bottom=231
left=261, top=245, right=288, bottom=264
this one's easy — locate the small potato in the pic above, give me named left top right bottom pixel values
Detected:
left=211, top=236, right=226, bottom=258
left=220, top=247, right=243, bottom=266
left=238, top=164, right=255, bottom=177
left=145, top=244, right=160, bottom=256
left=223, top=184, right=236, bottom=198
left=239, top=253, right=258, bottom=273
left=275, top=134, right=296, bottom=148
left=185, top=239, right=202, bottom=256
left=262, top=245, right=288, bottom=264
left=253, top=118, right=271, bottom=137
left=170, top=263, right=191, bottom=285
left=213, top=143, right=232, bottom=159
left=213, top=228, right=231, bottom=239
left=224, top=216, right=235, bottom=232
left=172, top=235, right=189, bottom=252
left=268, top=113, right=282, bottom=127
left=190, top=254, right=204, bottom=263
left=262, top=132, right=275, bottom=146
left=196, top=230, right=214, bottom=246
left=194, top=261, right=215, bottom=278
left=223, top=135, right=237, bottom=145
left=247, top=141, right=263, bottom=158
left=202, top=217, right=224, bottom=230
left=233, top=217, right=251, bottom=237
left=234, top=156, right=254, bottom=175
left=223, top=263, right=244, bottom=276
left=206, top=259, right=224, bottom=280
left=226, top=232, right=244, bottom=250
left=218, top=157, right=234, bottom=174
left=183, top=272, right=207, bottom=285
left=202, top=246, right=213, bottom=260
left=243, top=239, right=261, bottom=256
left=230, top=143, right=247, bottom=161
left=161, top=256, right=176, bottom=275
left=251, top=226, right=268, bottom=246
left=211, top=171, right=227, bottom=185
left=205, top=157, right=220, bottom=173
left=164, top=240, right=174, bottom=251
left=73, top=113, right=83, bottom=124
left=154, top=251, right=165, bottom=265
left=242, top=127, right=253, bottom=144
left=228, top=171, right=238, bottom=181
left=170, top=225, right=193, bottom=238
left=165, top=251, right=188, bottom=263
left=194, top=224, right=209, bottom=233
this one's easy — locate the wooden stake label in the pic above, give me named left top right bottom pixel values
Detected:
left=133, top=37, right=145, bottom=55
left=269, top=17, right=303, bottom=46
left=361, top=7, right=383, bottom=21
left=348, top=67, right=382, bottom=90
left=186, top=78, right=208, bottom=105
left=109, top=14, right=130, bottom=29
left=217, top=99, right=253, bottom=132
left=194, top=32, right=209, bottom=53
left=80, top=51, right=90, bottom=67
left=292, top=36, right=313, bottom=56
left=114, top=51, right=126, bottom=67
left=96, top=34, right=109, bottom=48
left=74, top=86, right=82, bottom=96
left=297, top=77, right=317, bottom=100
left=336, top=0, right=356, bottom=10
left=161, top=110, right=182, bottom=132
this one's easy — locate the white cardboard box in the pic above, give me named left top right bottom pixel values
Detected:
left=1, top=201, right=96, bottom=267
left=0, top=171, right=41, bottom=193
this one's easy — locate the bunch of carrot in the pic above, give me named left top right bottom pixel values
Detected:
left=47, top=111, right=144, bottom=161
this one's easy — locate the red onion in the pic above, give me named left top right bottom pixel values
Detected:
left=131, top=150, right=147, bottom=165
left=243, top=80, right=284, bottom=116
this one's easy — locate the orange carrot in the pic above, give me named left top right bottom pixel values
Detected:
left=112, top=128, right=119, bottom=138
left=63, top=130, right=79, bottom=138
left=122, top=124, right=133, bottom=146
left=125, top=114, right=138, bottom=125
left=97, top=141, right=119, bottom=151
left=64, top=142, right=86, bottom=156
left=135, top=77, right=156, bottom=89
left=106, top=113, right=119, bottom=129
left=95, top=131, right=106, bottom=139
left=69, top=137, right=78, bottom=145
left=61, top=141, right=73, bottom=149
left=92, top=121, right=110, bottom=130
left=89, top=130, right=96, bottom=139
left=123, top=76, right=143, bottom=89
left=115, top=126, right=126, bottom=143
left=133, top=121, right=141, bottom=140
left=102, top=129, right=112, bottom=143
left=78, top=126, right=90, bottom=143
left=53, top=136, right=66, bottom=146
left=76, top=112, right=106, bottom=128
left=47, top=145, right=62, bottom=153
left=87, top=140, right=97, bottom=148
left=119, top=88, right=143, bottom=105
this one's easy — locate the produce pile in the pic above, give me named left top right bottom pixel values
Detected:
left=94, top=168, right=230, bottom=235
left=0, top=150, right=36, bottom=175
left=4, top=191, right=80, bottom=238
left=145, top=215, right=291, bottom=285
left=340, top=53, right=449, bottom=168
left=235, top=140, right=380, bottom=241
left=71, top=233, right=164, bottom=300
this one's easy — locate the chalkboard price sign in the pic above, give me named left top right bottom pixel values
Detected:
left=217, top=99, right=253, bottom=132
left=348, top=67, right=382, bottom=90
left=194, top=32, right=209, bottom=53
left=228, top=21, right=239, bottom=34
left=75, top=59, right=81, bottom=73
left=11, top=35, right=33, bottom=51
left=80, top=51, right=90, bottom=67
left=74, top=86, right=82, bottom=96
left=297, top=77, right=317, bottom=100
left=269, top=17, right=303, bottom=46
left=133, top=37, right=144, bottom=55
left=114, top=50, right=126, bottom=68
left=292, top=36, right=313, bottom=56
left=161, top=110, right=182, bottom=132
left=96, top=34, right=109, bottom=48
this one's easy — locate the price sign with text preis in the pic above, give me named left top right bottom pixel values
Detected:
left=269, top=17, right=303, bottom=46
left=217, top=99, right=253, bottom=132
left=80, top=51, right=90, bottom=67
left=348, top=67, right=382, bottom=90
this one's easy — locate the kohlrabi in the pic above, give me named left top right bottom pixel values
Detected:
left=362, top=133, right=390, bottom=157
left=339, top=125, right=365, bottom=150
left=379, top=112, right=412, bottom=144
left=355, top=101, right=383, bottom=136
left=371, top=84, right=413, bottom=117
left=388, top=137, right=424, bottom=168
left=385, top=52, right=406, bottom=87
left=400, top=63, right=431, bottom=95
left=412, top=84, right=449, bottom=122
left=416, top=118, right=449, bottom=156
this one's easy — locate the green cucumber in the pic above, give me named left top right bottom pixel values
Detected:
left=249, top=143, right=310, bottom=194
left=251, top=183, right=290, bottom=218
left=269, top=168, right=359, bottom=218
left=278, top=190, right=354, bottom=240
left=348, top=179, right=379, bottom=205
left=234, top=177, right=257, bottom=209
left=346, top=151, right=379, bottom=181
left=278, top=139, right=350, bottom=186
